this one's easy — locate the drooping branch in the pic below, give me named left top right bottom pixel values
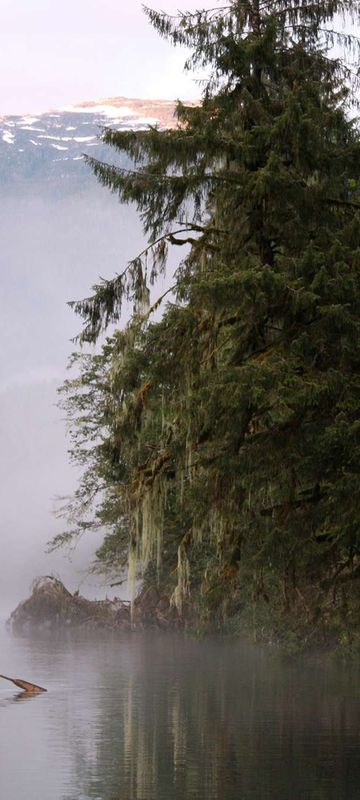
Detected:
left=69, top=226, right=201, bottom=343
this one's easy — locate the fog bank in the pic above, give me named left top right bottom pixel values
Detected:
left=0, top=185, right=143, bottom=613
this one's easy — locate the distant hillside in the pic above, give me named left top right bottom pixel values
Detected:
left=0, top=97, right=179, bottom=191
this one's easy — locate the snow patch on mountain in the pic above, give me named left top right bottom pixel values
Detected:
left=3, top=131, right=15, bottom=144
left=60, top=103, right=136, bottom=118
left=20, top=116, right=40, bottom=125
left=38, top=134, right=68, bottom=141
left=19, top=126, right=46, bottom=132
left=73, top=135, right=97, bottom=142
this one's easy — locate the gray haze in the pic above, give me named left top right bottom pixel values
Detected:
left=0, top=102, right=179, bottom=615
left=0, top=182, right=145, bottom=613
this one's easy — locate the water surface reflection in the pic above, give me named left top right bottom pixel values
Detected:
left=0, top=626, right=359, bottom=799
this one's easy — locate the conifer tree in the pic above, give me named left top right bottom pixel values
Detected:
left=58, top=0, right=360, bottom=644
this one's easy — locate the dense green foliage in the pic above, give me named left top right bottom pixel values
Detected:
left=55, top=0, right=360, bottom=647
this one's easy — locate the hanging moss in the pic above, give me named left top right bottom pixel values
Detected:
left=171, top=539, right=191, bottom=614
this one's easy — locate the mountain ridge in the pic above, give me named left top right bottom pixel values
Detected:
left=0, top=96, right=184, bottom=189
left=0, top=95, right=180, bottom=125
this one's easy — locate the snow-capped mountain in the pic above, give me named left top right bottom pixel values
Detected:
left=0, top=97, right=177, bottom=188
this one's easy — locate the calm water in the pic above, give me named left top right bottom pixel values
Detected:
left=0, top=624, right=360, bottom=799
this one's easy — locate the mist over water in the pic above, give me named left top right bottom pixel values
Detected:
left=1, top=626, right=360, bottom=800
left=0, top=183, right=144, bottom=613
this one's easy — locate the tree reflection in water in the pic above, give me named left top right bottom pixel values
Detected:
left=60, top=634, right=360, bottom=800
left=0, top=690, right=44, bottom=707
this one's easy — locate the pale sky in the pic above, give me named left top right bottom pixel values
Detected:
left=0, top=0, right=213, bottom=116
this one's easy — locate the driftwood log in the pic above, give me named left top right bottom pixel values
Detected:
left=8, top=576, right=185, bottom=633
left=0, top=675, right=47, bottom=693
